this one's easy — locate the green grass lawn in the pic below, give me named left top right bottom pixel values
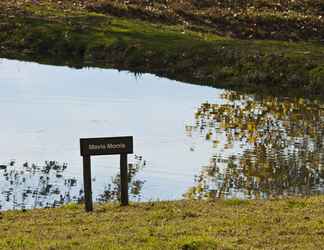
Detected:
left=1, top=197, right=324, bottom=249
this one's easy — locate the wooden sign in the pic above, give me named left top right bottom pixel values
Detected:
left=80, top=136, right=133, bottom=156
left=80, top=136, right=133, bottom=212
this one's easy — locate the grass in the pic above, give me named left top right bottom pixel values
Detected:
left=1, top=0, right=324, bottom=97
left=0, top=197, right=324, bottom=249
left=86, top=0, right=324, bottom=41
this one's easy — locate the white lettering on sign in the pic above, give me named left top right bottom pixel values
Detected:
left=88, top=144, right=126, bottom=151
left=89, top=144, right=106, bottom=150
left=106, top=143, right=126, bottom=149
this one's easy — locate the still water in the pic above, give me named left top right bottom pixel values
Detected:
left=0, top=58, right=218, bottom=210
left=0, top=58, right=323, bottom=210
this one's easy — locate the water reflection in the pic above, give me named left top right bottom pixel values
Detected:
left=185, top=91, right=324, bottom=199
left=0, top=156, right=147, bottom=210
left=0, top=160, right=80, bottom=210
left=1, top=58, right=219, bottom=203
left=97, top=155, right=146, bottom=202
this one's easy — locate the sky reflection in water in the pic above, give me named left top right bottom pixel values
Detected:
left=0, top=59, right=323, bottom=210
left=0, top=58, right=218, bottom=209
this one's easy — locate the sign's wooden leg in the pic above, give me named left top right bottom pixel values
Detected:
left=120, top=154, right=129, bottom=206
left=83, top=156, right=93, bottom=212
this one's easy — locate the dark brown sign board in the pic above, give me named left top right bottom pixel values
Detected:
left=80, top=136, right=133, bottom=212
left=80, top=136, right=133, bottom=156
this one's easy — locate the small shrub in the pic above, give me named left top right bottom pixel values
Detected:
left=309, top=66, right=324, bottom=91
left=179, top=237, right=219, bottom=250
left=224, top=199, right=249, bottom=206
left=287, top=200, right=307, bottom=209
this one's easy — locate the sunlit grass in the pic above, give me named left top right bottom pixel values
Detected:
left=0, top=197, right=324, bottom=249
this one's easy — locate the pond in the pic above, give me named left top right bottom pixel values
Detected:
left=0, top=58, right=323, bottom=210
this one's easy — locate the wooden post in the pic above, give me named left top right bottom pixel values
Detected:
left=80, top=136, right=133, bottom=211
left=120, top=154, right=129, bottom=206
left=83, top=156, right=93, bottom=212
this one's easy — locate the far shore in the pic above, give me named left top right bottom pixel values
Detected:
left=0, top=0, right=324, bottom=97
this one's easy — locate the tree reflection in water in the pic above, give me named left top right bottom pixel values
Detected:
left=185, top=91, right=324, bottom=199
left=97, top=155, right=146, bottom=202
left=0, top=155, right=146, bottom=210
left=0, top=161, right=79, bottom=211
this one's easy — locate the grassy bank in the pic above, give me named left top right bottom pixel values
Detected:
left=1, top=0, right=324, bottom=96
left=0, top=197, right=324, bottom=249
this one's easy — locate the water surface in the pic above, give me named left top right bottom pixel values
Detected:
left=186, top=91, right=324, bottom=199
left=0, top=58, right=218, bottom=209
left=1, top=58, right=323, bottom=210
